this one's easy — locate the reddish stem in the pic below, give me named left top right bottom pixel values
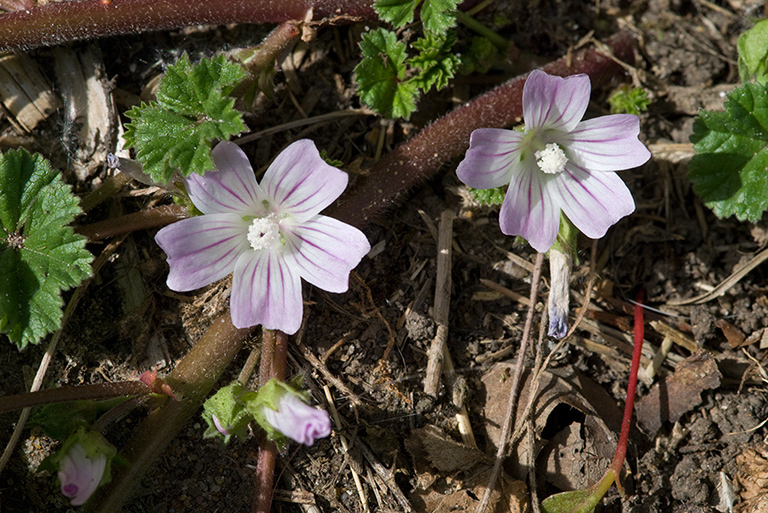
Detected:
left=77, top=204, right=188, bottom=241
left=253, top=330, right=289, bottom=513
left=610, top=288, right=645, bottom=478
left=0, top=0, right=376, bottom=51
left=0, top=381, right=149, bottom=413
left=328, top=32, right=636, bottom=228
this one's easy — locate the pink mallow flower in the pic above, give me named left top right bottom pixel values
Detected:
left=263, top=394, right=332, bottom=446
left=58, top=443, right=107, bottom=506
left=155, top=140, right=371, bottom=334
left=456, top=70, right=651, bottom=252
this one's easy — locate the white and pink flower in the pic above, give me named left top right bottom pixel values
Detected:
left=456, top=70, right=651, bottom=252
left=155, top=140, right=371, bottom=334
left=263, top=394, right=331, bottom=446
left=58, top=443, right=107, bottom=506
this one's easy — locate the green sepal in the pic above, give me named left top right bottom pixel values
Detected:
left=123, top=54, right=248, bottom=183
left=201, top=382, right=252, bottom=444
left=354, top=28, right=419, bottom=119
left=0, top=149, right=93, bottom=348
left=43, top=428, right=117, bottom=488
left=689, top=82, right=768, bottom=222
left=409, top=31, right=460, bottom=92
left=242, top=377, right=307, bottom=448
left=738, top=19, right=768, bottom=85
left=469, top=186, right=506, bottom=206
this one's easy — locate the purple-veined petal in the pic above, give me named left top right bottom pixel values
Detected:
left=555, top=163, right=635, bottom=240
left=185, top=141, right=266, bottom=215
left=282, top=215, right=370, bottom=293
left=523, top=70, right=590, bottom=133
left=456, top=128, right=524, bottom=189
left=230, top=249, right=304, bottom=333
left=498, top=162, right=560, bottom=253
left=155, top=213, right=250, bottom=292
left=261, top=140, right=348, bottom=221
left=263, top=394, right=331, bottom=446
left=561, top=114, right=651, bottom=171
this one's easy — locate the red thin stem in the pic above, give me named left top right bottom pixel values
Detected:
left=0, top=381, right=149, bottom=413
left=253, top=330, right=289, bottom=513
left=610, top=288, right=645, bottom=476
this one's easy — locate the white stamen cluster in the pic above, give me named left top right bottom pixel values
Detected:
left=535, top=143, right=568, bottom=174
left=247, top=214, right=280, bottom=251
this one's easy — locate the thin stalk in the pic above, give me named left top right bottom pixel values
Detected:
left=253, top=329, right=289, bottom=513
left=0, top=381, right=149, bottom=413
left=478, top=252, right=545, bottom=513
left=89, top=312, right=254, bottom=513
left=77, top=204, right=188, bottom=241
left=0, top=0, right=377, bottom=51
left=455, top=10, right=508, bottom=50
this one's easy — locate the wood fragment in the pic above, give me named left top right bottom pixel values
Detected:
left=0, top=51, right=59, bottom=132
left=651, top=320, right=699, bottom=352
left=424, top=210, right=454, bottom=397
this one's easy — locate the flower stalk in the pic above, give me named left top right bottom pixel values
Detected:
left=0, top=381, right=149, bottom=414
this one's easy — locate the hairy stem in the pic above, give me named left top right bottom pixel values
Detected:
left=328, top=32, right=636, bottom=228
left=77, top=204, right=188, bottom=241
left=253, top=329, right=289, bottom=513
left=0, top=381, right=149, bottom=413
left=0, top=0, right=376, bottom=51
left=89, top=312, right=254, bottom=513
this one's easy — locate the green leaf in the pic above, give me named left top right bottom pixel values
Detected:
left=124, top=54, right=248, bottom=183
left=409, top=31, right=460, bottom=92
left=738, top=19, right=768, bottom=85
left=420, top=0, right=460, bottom=34
left=689, top=82, right=768, bottom=222
left=541, top=490, right=595, bottom=513
left=374, top=0, right=419, bottom=27
left=354, top=28, right=419, bottom=119
left=608, top=85, right=651, bottom=116
left=0, top=149, right=93, bottom=348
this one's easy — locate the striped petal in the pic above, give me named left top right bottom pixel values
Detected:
left=230, top=250, right=303, bottom=333
left=456, top=128, right=524, bottom=189
left=561, top=115, right=652, bottom=171
left=185, top=142, right=266, bottom=215
left=555, top=163, right=635, bottom=239
left=261, top=140, right=348, bottom=221
left=155, top=213, right=250, bottom=291
left=499, top=162, right=560, bottom=253
left=523, top=70, right=590, bottom=133
left=282, top=215, right=370, bottom=293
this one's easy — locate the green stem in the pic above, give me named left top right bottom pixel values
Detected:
left=455, top=10, right=509, bottom=50
left=0, top=381, right=149, bottom=413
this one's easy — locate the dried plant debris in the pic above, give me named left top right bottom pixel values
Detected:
left=635, top=351, right=722, bottom=435
left=735, top=443, right=768, bottom=513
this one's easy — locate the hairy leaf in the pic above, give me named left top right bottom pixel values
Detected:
left=124, top=54, right=247, bottom=183
left=354, top=28, right=418, bottom=119
left=410, top=31, right=460, bottom=92
left=689, top=82, right=768, bottom=222
left=374, top=0, right=418, bottom=27
left=420, top=0, right=460, bottom=34
left=0, top=149, right=93, bottom=348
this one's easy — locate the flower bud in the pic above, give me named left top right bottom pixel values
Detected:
left=262, top=394, right=331, bottom=446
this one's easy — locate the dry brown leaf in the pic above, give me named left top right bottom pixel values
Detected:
left=735, top=443, right=768, bottom=513
left=410, top=467, right=528, bottom=513
left=635, top=350, right=721, bottom=434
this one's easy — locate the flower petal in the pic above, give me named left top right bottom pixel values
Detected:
left=155, top=213, right=250, bottom=292
left=561, top=114, right=651, bottom=171
left=230, top=249, right=304, bottom=333
left=498, top=162, right=560, bottom=252
left=185, top=141, right=266, bottom=215
left=523, top=70, right=590, bottom=133
left=261, top=140, right=348, bottom=221
left=555, top=163, right=635, bottom=239
left=456, top=128, right=524, bottom=189
left=282, top=215, right=370, bottom=293
left=263, top=395, right=331, bottom=446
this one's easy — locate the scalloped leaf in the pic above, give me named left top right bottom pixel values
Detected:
left=0, top=149, right=93, bottom=348
left=689, top=82, right=768, bottom=222
left=124, top=54, right=247, bottom=183
left=354, top=28, right=418, bottom=119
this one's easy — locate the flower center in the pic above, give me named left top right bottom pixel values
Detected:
left=247, top=214, right=280, bottom=251
left=535, top=143, right=568, bottom=174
